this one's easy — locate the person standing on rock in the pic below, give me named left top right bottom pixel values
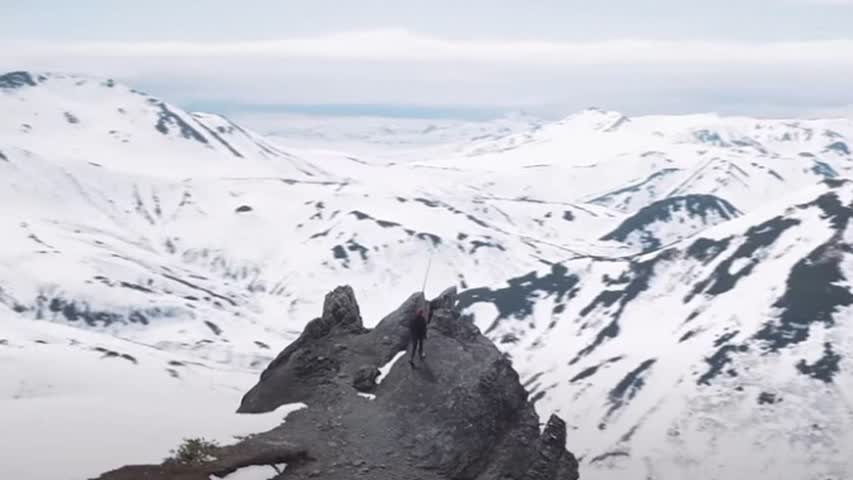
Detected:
left=409, top=307, right=428, bottom=366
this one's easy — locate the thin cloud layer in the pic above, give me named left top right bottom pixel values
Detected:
left=10, top=30, right=853, bottom=65
left=4, top=29, right=853, bottom=117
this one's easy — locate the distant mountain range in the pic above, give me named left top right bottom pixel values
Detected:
left=1, top=70, right=851, bottom=480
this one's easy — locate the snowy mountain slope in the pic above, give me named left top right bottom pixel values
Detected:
left=423, top=109, right=853, bottom=216
left=0, top=307, right=306, bottom=480
left=2, top=70, right=853, bottom=480
left=0, top=71, right=328, bottom=179
left=458, top=178, right=853, bottom=480
left=0, top=73, right=594, bottom=415
left=0, top=145, right=295, bottom=367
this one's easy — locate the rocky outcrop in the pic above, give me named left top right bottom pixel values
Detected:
left=601, top=194, right=741, bottom=252
left=96, top=285, right=579, bottom=480
left=0, top=71, right=38, bottom=89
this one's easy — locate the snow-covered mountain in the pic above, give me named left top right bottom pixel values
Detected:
left=460, top=178, right=853, bottom=480
left=1, top=70, right=852, bottom=480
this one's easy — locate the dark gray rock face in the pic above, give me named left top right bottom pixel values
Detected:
left=352, top=365, right=380, bottom=392
left=96, top=285, right=579, bottom=480
left=238, top=285, right=369, bottom=413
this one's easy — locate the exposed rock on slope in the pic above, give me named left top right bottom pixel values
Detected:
left=601, top=194, right=741, bottom=252
left=96, top=286, right=579, bottom=480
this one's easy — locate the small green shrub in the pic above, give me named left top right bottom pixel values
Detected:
left=165, top=437, right=219, bottom=465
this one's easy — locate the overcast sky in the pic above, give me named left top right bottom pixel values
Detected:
left=3, top=0, right=853, bottom=120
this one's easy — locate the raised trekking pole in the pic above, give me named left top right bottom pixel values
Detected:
left=421, top=249, right=434, bottom=294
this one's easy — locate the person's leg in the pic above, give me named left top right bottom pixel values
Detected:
left=419, top=336, right=425, bottom=359
left=409, top=335, right=417, bottom=365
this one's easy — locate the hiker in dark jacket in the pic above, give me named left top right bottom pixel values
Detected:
left=409, top=307, right=428, bottom=365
